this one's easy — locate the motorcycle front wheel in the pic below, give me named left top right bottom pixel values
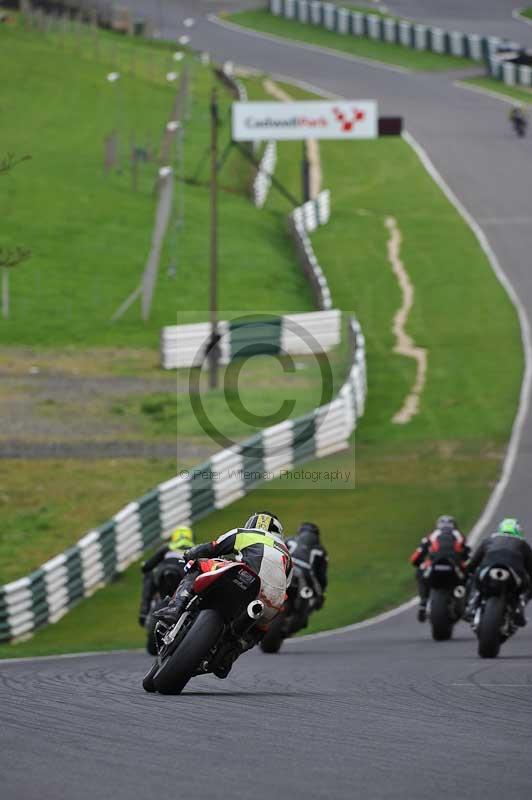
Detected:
left=152, top=609, right=224, bottom=694
left=260, top=613, right=286, bottom=654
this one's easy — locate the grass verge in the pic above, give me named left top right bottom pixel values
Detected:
left=227, top=9, right=474, bottom=71
left=0, top=20, right=313, bottom=347
left=459, top=76, right=532, bottom=105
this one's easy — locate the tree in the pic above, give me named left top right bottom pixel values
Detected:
left=0, top=153, right=31, bottom=319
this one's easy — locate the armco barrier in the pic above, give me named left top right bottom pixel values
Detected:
left=253, top=140, right=277, bottom=208
left=160, top=309, right=340, bottom=369
left=269, top=0, right=518, bottom=68
left=0, top=316, right=365, bottom=643
left=289, top=190, right=332, bottom=310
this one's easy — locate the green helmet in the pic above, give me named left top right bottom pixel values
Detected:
left=498, top=518, right=523, bottom=538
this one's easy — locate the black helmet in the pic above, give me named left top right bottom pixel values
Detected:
left=437, top=515, right=456, bottom=531
left=244, top=511, right=284, bottom=538
left=298, top=522, right=320, bottom=547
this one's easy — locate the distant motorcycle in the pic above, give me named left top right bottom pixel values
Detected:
left=511, top=112, right=527, bottom=138
left=260, top=567, right=317, bottom=654
left=472, top=564, right=520, bottom=658
left=143, top=559, right=263, bottom=694
left=424, top=557, right=466, bottom=641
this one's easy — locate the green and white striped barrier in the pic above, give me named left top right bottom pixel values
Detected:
left=160, top=309, right=340, bottom=369
left=0, top=315, right=365, bottom=643
left=269, top=0, right=518, bottom=66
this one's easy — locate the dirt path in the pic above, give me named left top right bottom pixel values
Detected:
left=385, top=215, right=428, bottom=424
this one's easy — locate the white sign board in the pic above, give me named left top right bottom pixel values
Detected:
left=232, top=100, right=378, bottom=141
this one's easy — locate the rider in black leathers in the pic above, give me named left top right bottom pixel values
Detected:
left=410, top=515, right=470, bottom=622
left=138, top=526, right=194, bottom=627
left=465, top=518, right=532, bottom=626
left=286, top=522, right=328, bottom=610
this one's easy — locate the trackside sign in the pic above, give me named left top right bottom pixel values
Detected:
left=232, top=100, right=378, bottom=141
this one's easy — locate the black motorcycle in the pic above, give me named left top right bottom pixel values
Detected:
left=424, top=557, right=466, bottom=641
left=260, top=567, right=317, bottom=654
left=144, top=560, right=185, bottom=656
left=512, top=114, right=527, bottom=138
left=472, top=564, right=520, bottom=658
left=142, top=559, right=263, bottom=694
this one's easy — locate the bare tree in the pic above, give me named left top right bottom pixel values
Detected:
left=0, top=153, right=31, bottom=319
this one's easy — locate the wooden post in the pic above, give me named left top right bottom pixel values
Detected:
left=209, top=87, right=219, bottom=390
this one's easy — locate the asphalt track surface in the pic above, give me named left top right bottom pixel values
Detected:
left=3, top=5, right=532, bottom=799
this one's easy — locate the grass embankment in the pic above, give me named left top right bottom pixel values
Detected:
left=519, top=8, right=532, bottom=21
left=0, top=75, right=522, bottom=658
left=460, top=77, right=532, bottom=105
left=0, top=20, right=313, bottom=348
left=227, top=9, right=474, bottom=71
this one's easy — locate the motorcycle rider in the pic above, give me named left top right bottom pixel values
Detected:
left=509, top=103, right=527, bottom=135
left=154, top=512, right=292, bottom=658
left=465, top=518, right=532, bottom=627
left=138, top=525, right=194, bottom=627
left=410, top=515, right=470, bottom=622
left=286, top=522, right=328, bottom=611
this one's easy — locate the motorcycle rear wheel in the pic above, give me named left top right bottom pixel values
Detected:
left=478, top=596, right=504, bottom=658
left=153, top=609, right=224, bottom=694
left=430, top=589, right=453, bottom=641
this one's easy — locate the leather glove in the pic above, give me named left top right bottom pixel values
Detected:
left=138, top=614, right=147, bottom=628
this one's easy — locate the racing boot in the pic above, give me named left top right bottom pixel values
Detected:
left=463, top=591, right=479, bottom=624
left=153, top=579, right=195, bottom=623
left=417, top=602, right=427, bottom=623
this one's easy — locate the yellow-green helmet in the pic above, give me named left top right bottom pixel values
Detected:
left=169, top=526, right=194, bottom=551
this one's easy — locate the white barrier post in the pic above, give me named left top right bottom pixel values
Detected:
left=297, top=0, right=309, bottom=23
left=270, top=0, right=282, bottom=15
left=431, top=27, right=444, bottom=53
left=414, top=24, right=427, bottom=50
left=310, top=0, right=322, bottom=25
left=503, top=60, right=517, bottom=86
left=351, top=10, right=364, bottom=36
left=337, top=7, right=349, bottom=34
left=367, top=14, right=381, bottom=40
left=323, top=2, right=335, bottom=30
left=383, top=18, right=397, bottom=43
left=467, top=33, right=482, bottom=60
left=450, top=31, right=465, bottom=57
left=518, top=64, right=532, bottom=87
left=285, top=0, right=296, bottom=19
left=399, top=20, right=412, bottom=47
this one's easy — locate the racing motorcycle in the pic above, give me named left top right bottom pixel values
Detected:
left=424, top=556, right=466, bottom=641
left=260, top=567, right=317, bottom=654
left=472, top=564, right=520, bottom=658
left=142, top=559, right=263, bottom=694
left=144, top=560, right=185, bottom=656
left=512, top=113, right=527, bottom=138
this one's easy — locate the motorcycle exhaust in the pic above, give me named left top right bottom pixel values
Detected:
left=453, top=585, right=466, bottom=599
left=489, top=567, right=509, bottom=581
left=247, top=600, right=264, bottom=620
left=300, top=587, right=314, bottom=600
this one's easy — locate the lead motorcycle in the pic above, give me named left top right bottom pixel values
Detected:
left=260, top=567, right=317, bottom=654
left=424, top=556, right=466, bottom=641
left=143, top=559, right=264, bottom=694
left=472, top=564, right=520, bottom=658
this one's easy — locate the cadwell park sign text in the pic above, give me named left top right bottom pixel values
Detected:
left=232, top=100, right=378, bottom=141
